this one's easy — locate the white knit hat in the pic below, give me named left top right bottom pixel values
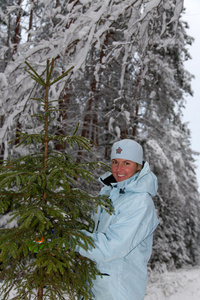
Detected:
left=111, top=139, right=143, bottom=165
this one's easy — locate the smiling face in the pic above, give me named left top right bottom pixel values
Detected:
left=111, top=158, right=141, bottom=182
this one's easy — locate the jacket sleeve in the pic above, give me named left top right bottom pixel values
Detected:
left=77, top=193, right=159, bottom=263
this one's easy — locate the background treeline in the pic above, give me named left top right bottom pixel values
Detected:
left=0, top=0, right=200, bottom=271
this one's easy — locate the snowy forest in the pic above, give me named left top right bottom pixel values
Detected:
left=0, top=0, right=200, bottom=299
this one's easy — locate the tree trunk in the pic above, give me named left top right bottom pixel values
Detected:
left=37, top=286, right=43, bottom=300
left=55, top=83, right=70, bottom=151
left=14, top=119, right=21, bottom=145
left=132, top=68, right=142, bottom=138
left=27, top=0, right=34, bottom=42
left=13, top=0, right=22, bottom=56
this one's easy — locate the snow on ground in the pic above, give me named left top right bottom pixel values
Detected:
left=1, top=266, right=200, bottom=299
left=145, top=267, right=200, bottom=300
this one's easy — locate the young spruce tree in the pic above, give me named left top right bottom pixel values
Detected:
left=0, top=59, right=112, bottom=300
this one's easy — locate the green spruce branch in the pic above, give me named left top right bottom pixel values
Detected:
left=0, top=59, right=112, bottom=300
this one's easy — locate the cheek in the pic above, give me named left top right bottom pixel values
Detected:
left=111, top=165, right=117, bottom=173
left=128, top=166, right=138, bottom=176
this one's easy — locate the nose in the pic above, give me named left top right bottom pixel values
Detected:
left=116, top=163, right=123, bottom=172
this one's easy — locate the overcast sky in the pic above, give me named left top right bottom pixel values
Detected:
left=182, top=0, right=200, bottom=190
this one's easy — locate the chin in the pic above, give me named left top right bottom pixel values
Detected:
left=116, top=176, right=127, bottom=182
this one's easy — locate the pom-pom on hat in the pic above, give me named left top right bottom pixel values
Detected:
left=111, top=139, right=143, bottom=165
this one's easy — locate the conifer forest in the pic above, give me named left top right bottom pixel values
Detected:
left=0, top=0, right=200, bottom=299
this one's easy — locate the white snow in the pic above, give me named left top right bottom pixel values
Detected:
left=0, top=73, right=8, bottom=88
left=0, top=213, right=18, bottom=228
left=145, top=267, right=200, bottom=300
left=1, top=267, right=200, bottom=299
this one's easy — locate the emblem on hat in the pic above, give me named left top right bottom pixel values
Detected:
left=116, top=147, right=122, bottom=154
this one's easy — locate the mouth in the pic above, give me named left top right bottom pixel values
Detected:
left=114, top=173, right=127, bottom=182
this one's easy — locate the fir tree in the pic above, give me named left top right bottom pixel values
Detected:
left=0, top=58, right=112, bottom=300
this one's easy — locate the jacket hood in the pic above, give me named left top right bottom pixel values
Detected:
left=99, top=161, right=157, bottom=197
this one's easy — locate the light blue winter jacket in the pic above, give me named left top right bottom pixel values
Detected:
left=78, top=162, right=159, bottom=300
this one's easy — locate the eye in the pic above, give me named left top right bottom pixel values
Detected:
left=112, top=160, right=118, bottom=165
left=124, top=161, right=130, bottom=165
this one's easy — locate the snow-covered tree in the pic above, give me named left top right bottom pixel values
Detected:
left=136, top=4, right=200, bottom=268
left=0, top=0, right=184, bottom=151
left=145, top=123, right=200, bottom=268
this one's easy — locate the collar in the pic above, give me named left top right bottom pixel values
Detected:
left=100, top=173, right=116, bottom=186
